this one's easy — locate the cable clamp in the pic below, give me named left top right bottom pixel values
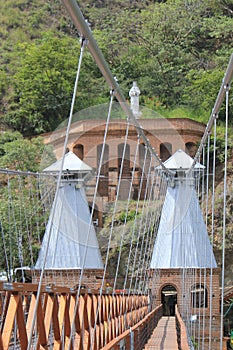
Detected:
left=80, top=36, right=88, bottom=48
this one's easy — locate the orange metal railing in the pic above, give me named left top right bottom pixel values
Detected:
left=101, top=304, right=163, bottom=350
left=0, top=282, right=150, bottom=349
left=175, top=305, right=190, bottom=350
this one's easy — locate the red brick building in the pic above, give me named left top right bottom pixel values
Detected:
left=43, top=117, right=205, bottom=225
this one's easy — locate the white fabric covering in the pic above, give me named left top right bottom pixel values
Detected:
left=35, top=184, right=103, bottom=269
left=162, top=149, right=205, bottom=170
left=150, top=182, right=217, bottom=269
left=43, top=151, right=93, bottom=173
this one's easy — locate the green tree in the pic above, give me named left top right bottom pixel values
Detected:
left=3, top=32, right=108, bottom=136
left=0, top=132, right=55, bottom=172
left=89, top=0, right=233, bottom=112
left=0, top=132, right=55, bottom=276
left=1, top=0, right=233, bottom=133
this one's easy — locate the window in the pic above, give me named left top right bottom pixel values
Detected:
left=97, top=144, right=109, bottom=197
left=191, top=284, right=208, bottom=308
left=118, top=143, right=130, bottom=178
left=160, top=143, right=172, bottom=162
left=73, top=144, right=84, bottom=160
left=185, top=142, right=196, bottom=157
left=118, top=143, right=130, bottom=200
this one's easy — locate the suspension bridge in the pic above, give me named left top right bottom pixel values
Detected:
left=0, top=0, right=233, bottom=349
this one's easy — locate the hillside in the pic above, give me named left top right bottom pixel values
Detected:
left=0, top=0, right=233, bottom=135
left=0, top=0, right=232, bottom=284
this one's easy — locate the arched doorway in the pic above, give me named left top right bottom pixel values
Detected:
left=161, top=285, right=177, bottom=316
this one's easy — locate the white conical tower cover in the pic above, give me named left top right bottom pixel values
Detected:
left=35, top=184, right=103, bottom=269
left=43, top=151, right=93, bottom=173
left=150, top=182, right=217, bottom=269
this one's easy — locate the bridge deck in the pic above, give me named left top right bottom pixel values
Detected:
left=144, top=316, right=179, bottom=350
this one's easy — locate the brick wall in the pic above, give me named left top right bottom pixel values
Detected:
left=32, top=269, right=105, bottom=290
left=149, top=268, right=221, bottom=348
left=42, top=118, right=205, bottom=226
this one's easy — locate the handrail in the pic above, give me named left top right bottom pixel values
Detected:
left=175, top=305, right=190, bottom=350
left=0, top=286, right=150, bottom=349
left=101, top=304, right=163, bottom=350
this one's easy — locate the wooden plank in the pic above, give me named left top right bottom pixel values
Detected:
left=92, top=294, right=99, bottom=349
left=16, top=296, right=28, bottom=350
left=0, top=292, right=10, bottom=333
left=82, top=296, right=90, bottom=350
left=0, top=282, right=71, bottom=294
left=26, top=293, right=36, bottom=338
left=2, top=294, right=18, bottom=350
left=52, top=295, right=61, bottom=349
left=86, top=294, right=92, bottom=349
left=36, top=296, right=47, bottom=349
left=58, top=294, right=67, bottom=334
left=44, top=294, right=54, bottom=339
left=64, top=294, right=75, bottom=350
left=54, top=293, right=67, bottom=350
left=120, top=296, right=125, bottom=333
left=0, top=333, right=3, bottom=350
left=95, top=324, right=100, bottom=350
left=108, top=295, right=113, bottom=342
left=0, top=294, right=3, bottom=317
left=77, top=294, right=84, bottom=333
left=98, top=296, right=104, bottom=348
left=0, top=287, right=154, bottom=350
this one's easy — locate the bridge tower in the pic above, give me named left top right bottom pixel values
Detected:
left=149, top=149, right=221, bottom=350
left=33, top=151, right=104, bottom=289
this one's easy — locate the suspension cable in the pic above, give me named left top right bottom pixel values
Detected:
left=61, top=0, right=174, bottom=177
left=143, top=170, right=166, bottom=291
left=68, top=89, right=115, bottom=350
left=27, top=37, right=87, bottom=350
left=220, top=84, right=230, bottom=350
left=113, top=136, right=140, bottom=292
left=133, top=154, right=153, bottom=293
left=0, top=221, right=10, bottom=281
left=202, top=134, right=211, bottom=350
left=208, top=116, right=217, bottom=350
left=123, top=145, right=149, bottom=292
left=139, top=158, right=158, bottom=291
left=188, top=53, right=233, bottom=173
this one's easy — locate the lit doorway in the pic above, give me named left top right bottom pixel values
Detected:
left=161, top=285, right=177, bottom=316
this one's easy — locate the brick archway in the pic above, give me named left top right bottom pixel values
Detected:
left=161, top=284, right=178, bottom=316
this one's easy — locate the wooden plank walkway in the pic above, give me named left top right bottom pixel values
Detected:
left=144, top=316, right=179, bottom=350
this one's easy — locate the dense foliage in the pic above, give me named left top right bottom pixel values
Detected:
left=0, top=0, right=232, bottom=135
left=0, top=0, right=232, bottom=281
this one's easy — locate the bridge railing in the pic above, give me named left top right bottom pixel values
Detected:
left=0, top=282, right=150, bottom=349
left=175, top=305, right=190, bottom=350
left=101, top=304, right=163, bottom=350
